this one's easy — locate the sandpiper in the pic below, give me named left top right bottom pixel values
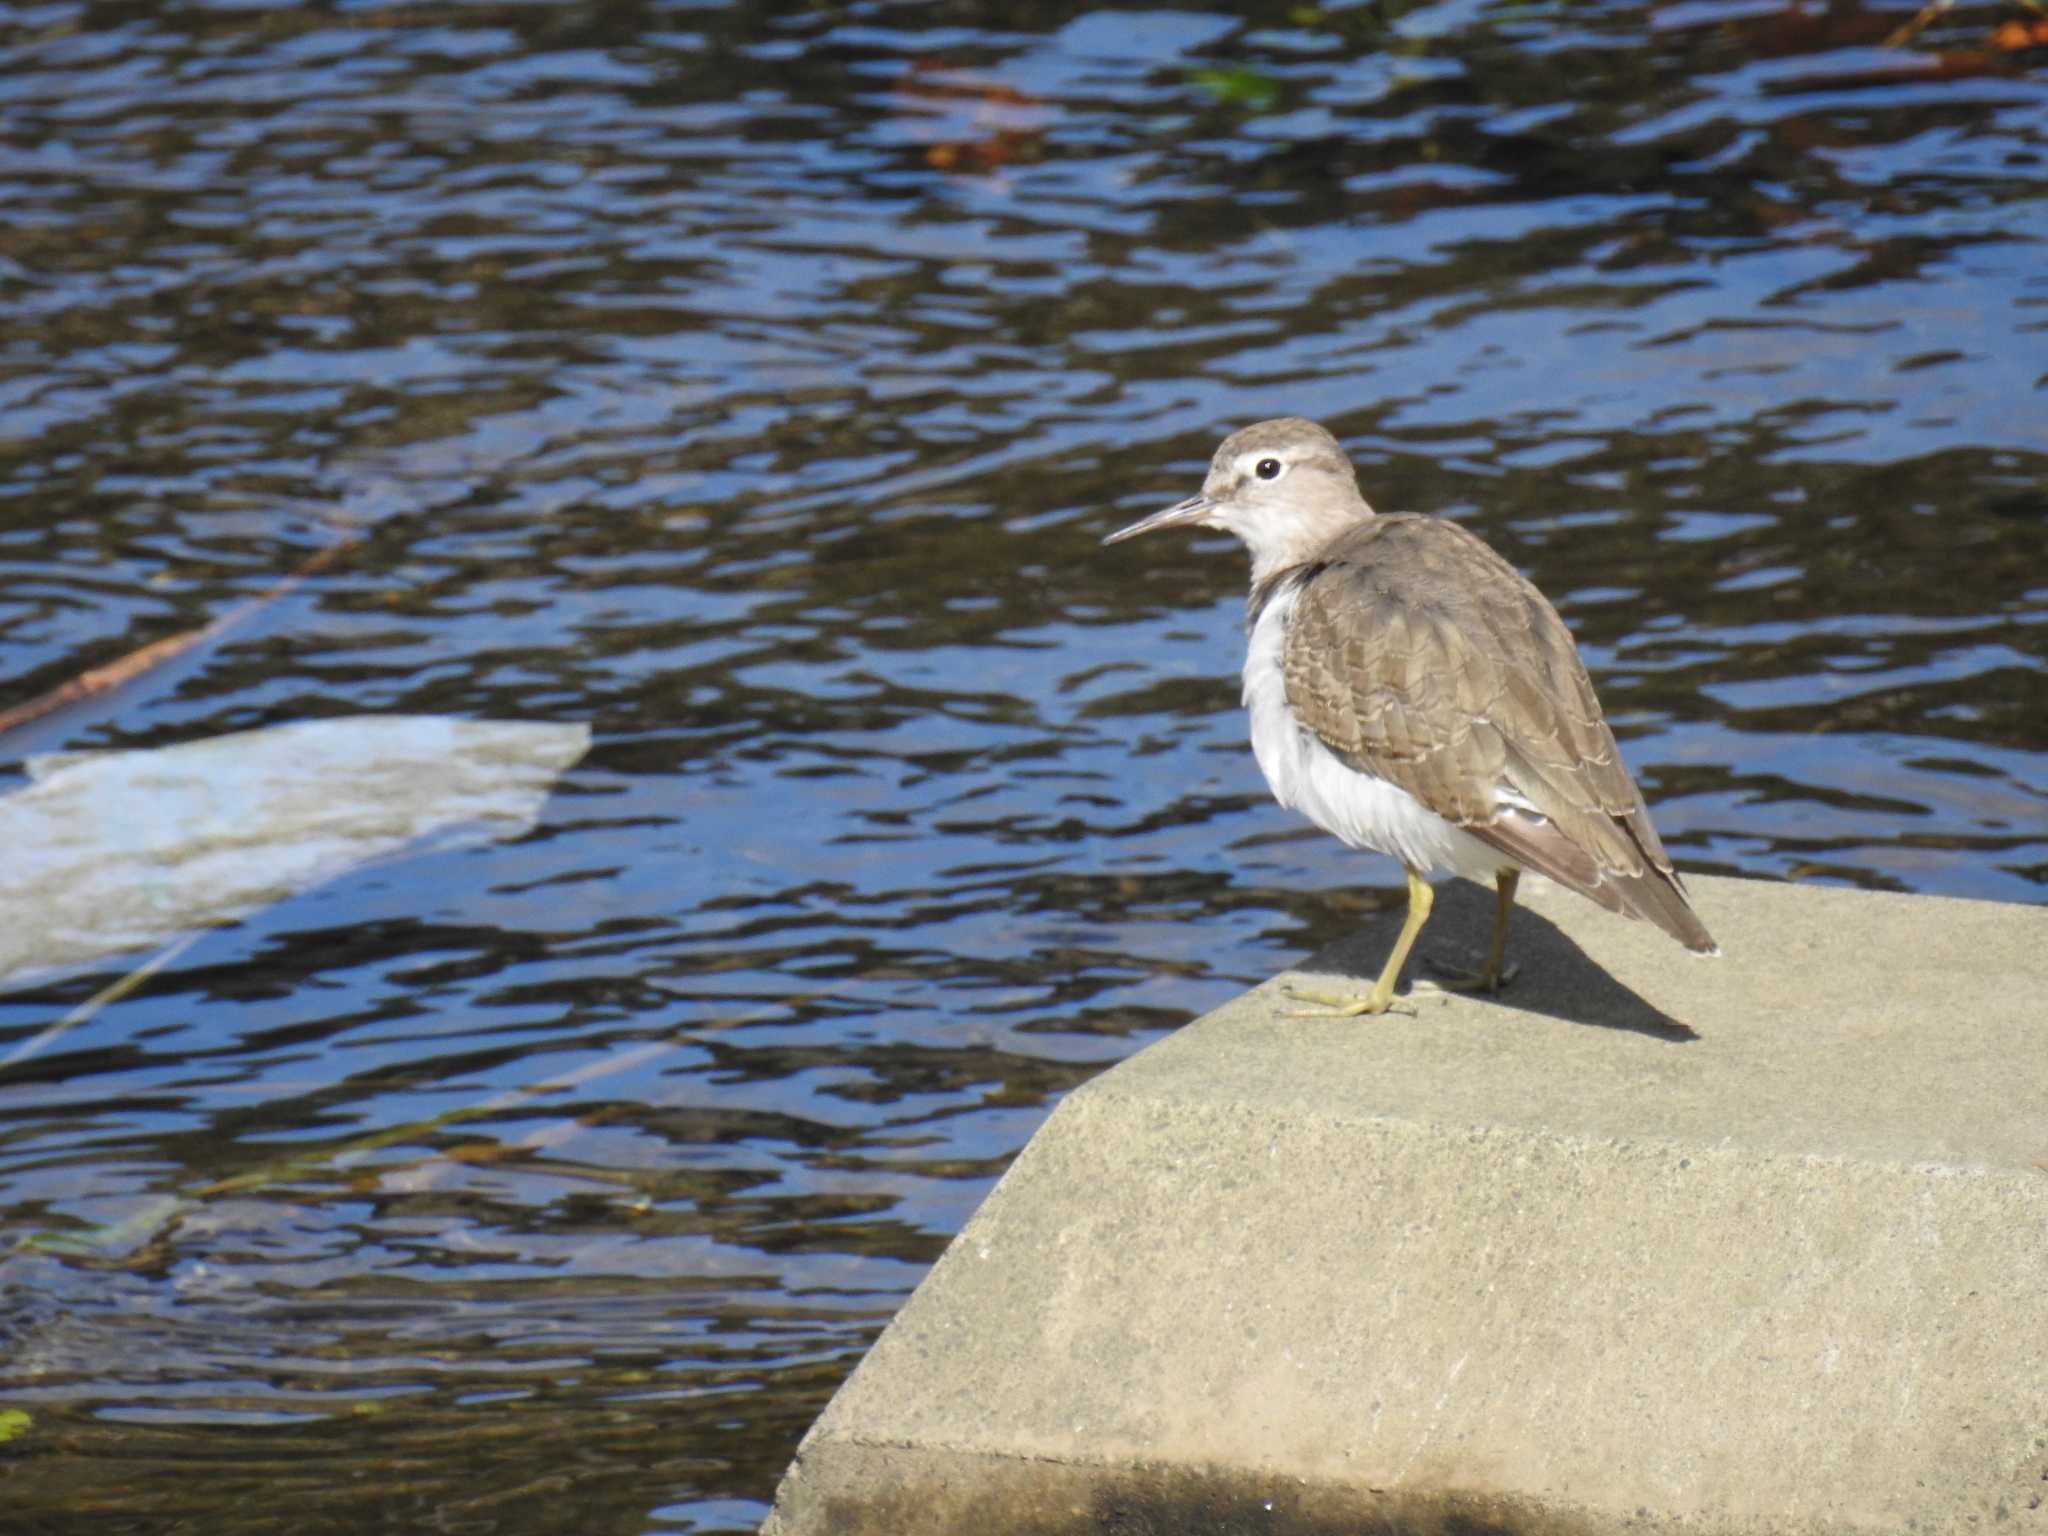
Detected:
left=1105, top=417, right=1716, bottom=1015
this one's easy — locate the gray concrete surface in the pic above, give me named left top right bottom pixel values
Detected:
left=761, top=873, right=2048, bottom=1535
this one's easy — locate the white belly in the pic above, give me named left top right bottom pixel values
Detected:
left=1242, top=588, right=1509, bottom=884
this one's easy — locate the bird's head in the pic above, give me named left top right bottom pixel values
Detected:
left=1103, top=417, right=1374, bottom=583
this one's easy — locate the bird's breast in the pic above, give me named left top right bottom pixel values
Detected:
left=1242, top=586, right=1507, bottom=881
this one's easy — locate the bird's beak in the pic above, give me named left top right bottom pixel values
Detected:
left=1101, top=493, right=1215, bottom=545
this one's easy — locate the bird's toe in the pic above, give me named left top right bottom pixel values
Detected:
left=1281, top=981, right=1414, bottom=1019
left=1421, top=955, right=1519, bottom=994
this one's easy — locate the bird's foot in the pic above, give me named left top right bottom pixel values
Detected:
left=1418, top=955, right=1519, bottom=995
left=1281, top=982, right=1414, bottom=1019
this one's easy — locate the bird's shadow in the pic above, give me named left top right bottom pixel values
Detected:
left=1300, top=878, right=1699, bottom=1042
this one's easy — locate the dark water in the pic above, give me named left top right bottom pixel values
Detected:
left=0, top=0, right=2042, bottom=1529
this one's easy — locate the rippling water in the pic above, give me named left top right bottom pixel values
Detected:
left=1, top=1, right=2043, bottom=1530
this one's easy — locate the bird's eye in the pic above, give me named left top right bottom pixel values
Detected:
left=1255, top=457, right=1283, bottom=481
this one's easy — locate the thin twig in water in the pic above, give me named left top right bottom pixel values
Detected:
left=0, top=931, right=208, bottom=1072
left=0, top=536, right=355, bottom=743
left=1884, top=0, right=1956, bottom=47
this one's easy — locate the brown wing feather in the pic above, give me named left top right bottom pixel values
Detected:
left=1280, top=516, right=1715, bottom=954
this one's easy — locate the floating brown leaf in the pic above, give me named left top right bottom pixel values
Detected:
left=893, top=58, right=1051, bottom=177
left=1989, top=17, right=2048, bottom=48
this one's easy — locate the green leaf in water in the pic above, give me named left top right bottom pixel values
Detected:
left=1187, top=67, right=1283, bottom=111
left=0, top=1408, right=32, bottom=1444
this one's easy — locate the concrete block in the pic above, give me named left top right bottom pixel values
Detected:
left=762, top=874, right=2048, bottom=1535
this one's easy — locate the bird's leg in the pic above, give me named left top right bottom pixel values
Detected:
left=1423, top=869, right=1521, bottom=993
left=1285, top=868, right=1433, bottom=1018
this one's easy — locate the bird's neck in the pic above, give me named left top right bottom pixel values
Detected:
left=1239, top=503, right=1373, bottom=590
left=1244, top=509, right=1374, bottom=624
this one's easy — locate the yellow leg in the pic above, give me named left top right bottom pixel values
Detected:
left=1425, top=868, right=1520, bottom=993
left=1285, top=867, right=1434, bottom=1018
